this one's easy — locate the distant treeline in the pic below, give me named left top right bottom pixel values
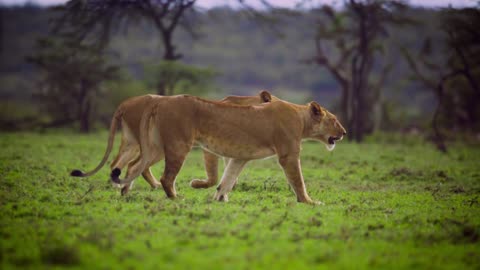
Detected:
left=1, top=5, right=442, bottom=96
left=0, top=4, right=463, bottom=134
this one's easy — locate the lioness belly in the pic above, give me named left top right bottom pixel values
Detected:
left=197, top=137, right=275, bottom=160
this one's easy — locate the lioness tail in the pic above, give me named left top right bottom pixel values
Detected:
left=70, top=109, right=122, bottom=178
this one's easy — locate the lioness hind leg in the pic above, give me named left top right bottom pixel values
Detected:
left=110, top=128, right=139, bottom=176
left=160, top=145, right=191, bottom=198
left=120, top=153, right=163, bottom=195
left=142, top=167, right=162, bottom=189
left=120, top=167, right=160, bottom=196
left=214, top=159, right=248, bottom=202
left=110, top=144, right=138, bottom=190
left=110, top=136, right=139, bottom=174
left=190, top=150, right=219, bottom=189
left=119, top=155, right=140, bottom=195
left=121, top=181, right=134, bottom=196
left=110, top=145, right=138, bottom=173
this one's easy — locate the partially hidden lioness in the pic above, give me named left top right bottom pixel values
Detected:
left=70, top=91, right=277, bottom=195
left=112, top=95, right=346, bottom=204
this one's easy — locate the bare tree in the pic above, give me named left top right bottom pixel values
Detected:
left=52, top=0, right=197, bottom=95
left=443, top=7, right=480, bottom=95
left=53, top=0, right=196, bottom=61
left=402, top=7, right=480, bottom=151
left=403, top=44, right=455, bottom=152
left=306, top=1, right=409, bottom=141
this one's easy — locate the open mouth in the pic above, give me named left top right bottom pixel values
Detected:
left=328, top=136, right=341, bottom=145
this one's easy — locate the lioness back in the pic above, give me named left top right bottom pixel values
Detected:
left=146, top=95, right=304, bottom=159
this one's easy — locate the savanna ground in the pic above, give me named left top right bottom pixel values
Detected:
left=0, top=132, right=479, bottom=269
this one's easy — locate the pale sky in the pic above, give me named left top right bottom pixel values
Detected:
left=0, top=0, right=477, bottom=8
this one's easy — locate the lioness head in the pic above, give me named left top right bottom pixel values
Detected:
left=308, top=102, right=346, bottom=151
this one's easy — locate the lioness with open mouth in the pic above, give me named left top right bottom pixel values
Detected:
left=112, top=95, right=346, bottom=204
left=70, top=91, right=277, bottom=195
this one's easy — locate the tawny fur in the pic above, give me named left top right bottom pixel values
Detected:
left=115, top=95, right=346, bottom=204
left=71, top=91, right=277, bottom=195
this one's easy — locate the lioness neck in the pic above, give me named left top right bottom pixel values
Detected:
left=300, top=109, right=315, bottom=139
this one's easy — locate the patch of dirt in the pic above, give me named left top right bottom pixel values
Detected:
left=450, top=186, right=466, bottom=194
left=427, top=218, right=480, bottom=244
left=459, top=225, right=479, bottom=244
left=345, top=204, right=359, bottom=215
left=41, top=245, right=80, bottom=266
left=367, top=224, right=385, bottom=231
left=435, top=170, right=449, bottom=179
left=390, top=167, right=417, bottom=177
left=234, top=182, right=258, bottom=192
left=308, top=216, right=323, bottom=227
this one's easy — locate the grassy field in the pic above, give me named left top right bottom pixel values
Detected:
left=1, top=132, right=479, bottom=269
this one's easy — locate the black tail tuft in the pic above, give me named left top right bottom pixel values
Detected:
left=70, top=170, right=84, bottom=177
left=111, top=168, right=121, bottom=180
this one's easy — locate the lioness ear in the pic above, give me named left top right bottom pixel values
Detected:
left=309, top=101, right=325, bottom=117
left=259, top=90, right=272, bottom=103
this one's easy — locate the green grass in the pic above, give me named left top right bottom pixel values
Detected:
left=1, top=132, right=479, bottom=269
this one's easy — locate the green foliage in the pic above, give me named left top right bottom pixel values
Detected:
left=0, top=5, right=476, bottom=133
left=144, top=61, right=217, bottom=95
left=27, top=37, right=119, bottom=132
left=105, top=80, right=149, bottom=104
left=0, top=100, right=45, bottom=131
left=1, top=133, right=479, bottom=269
left=101, top=73, right=150, bottom=112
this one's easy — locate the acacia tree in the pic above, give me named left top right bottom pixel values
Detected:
left=53, top=0, right=196, bottom=61
left=144, top=61, right=216, bottom=96
left=52, top=0, right=197, bottom=95
left=27, top=38, right=118, bottom=132
left=307, top=0, right=409, bottom=141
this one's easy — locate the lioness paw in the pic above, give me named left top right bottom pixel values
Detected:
left=308, top=200, right=324, bottom=206
left=301, top=198, right=324, bottom=205
left=151, top=182, right=161, bottom=189
left=213, top=192, right=229, bottom=202
left=190, top=179, right=209, bottom=189
left=121, top=186, right=129, bottom=196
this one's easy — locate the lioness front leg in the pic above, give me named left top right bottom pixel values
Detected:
left=214, top=159, right=248, bottom=202
left=278, top=155, right=317, bottom=204
left=190, top=150, right=219, bottom=189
